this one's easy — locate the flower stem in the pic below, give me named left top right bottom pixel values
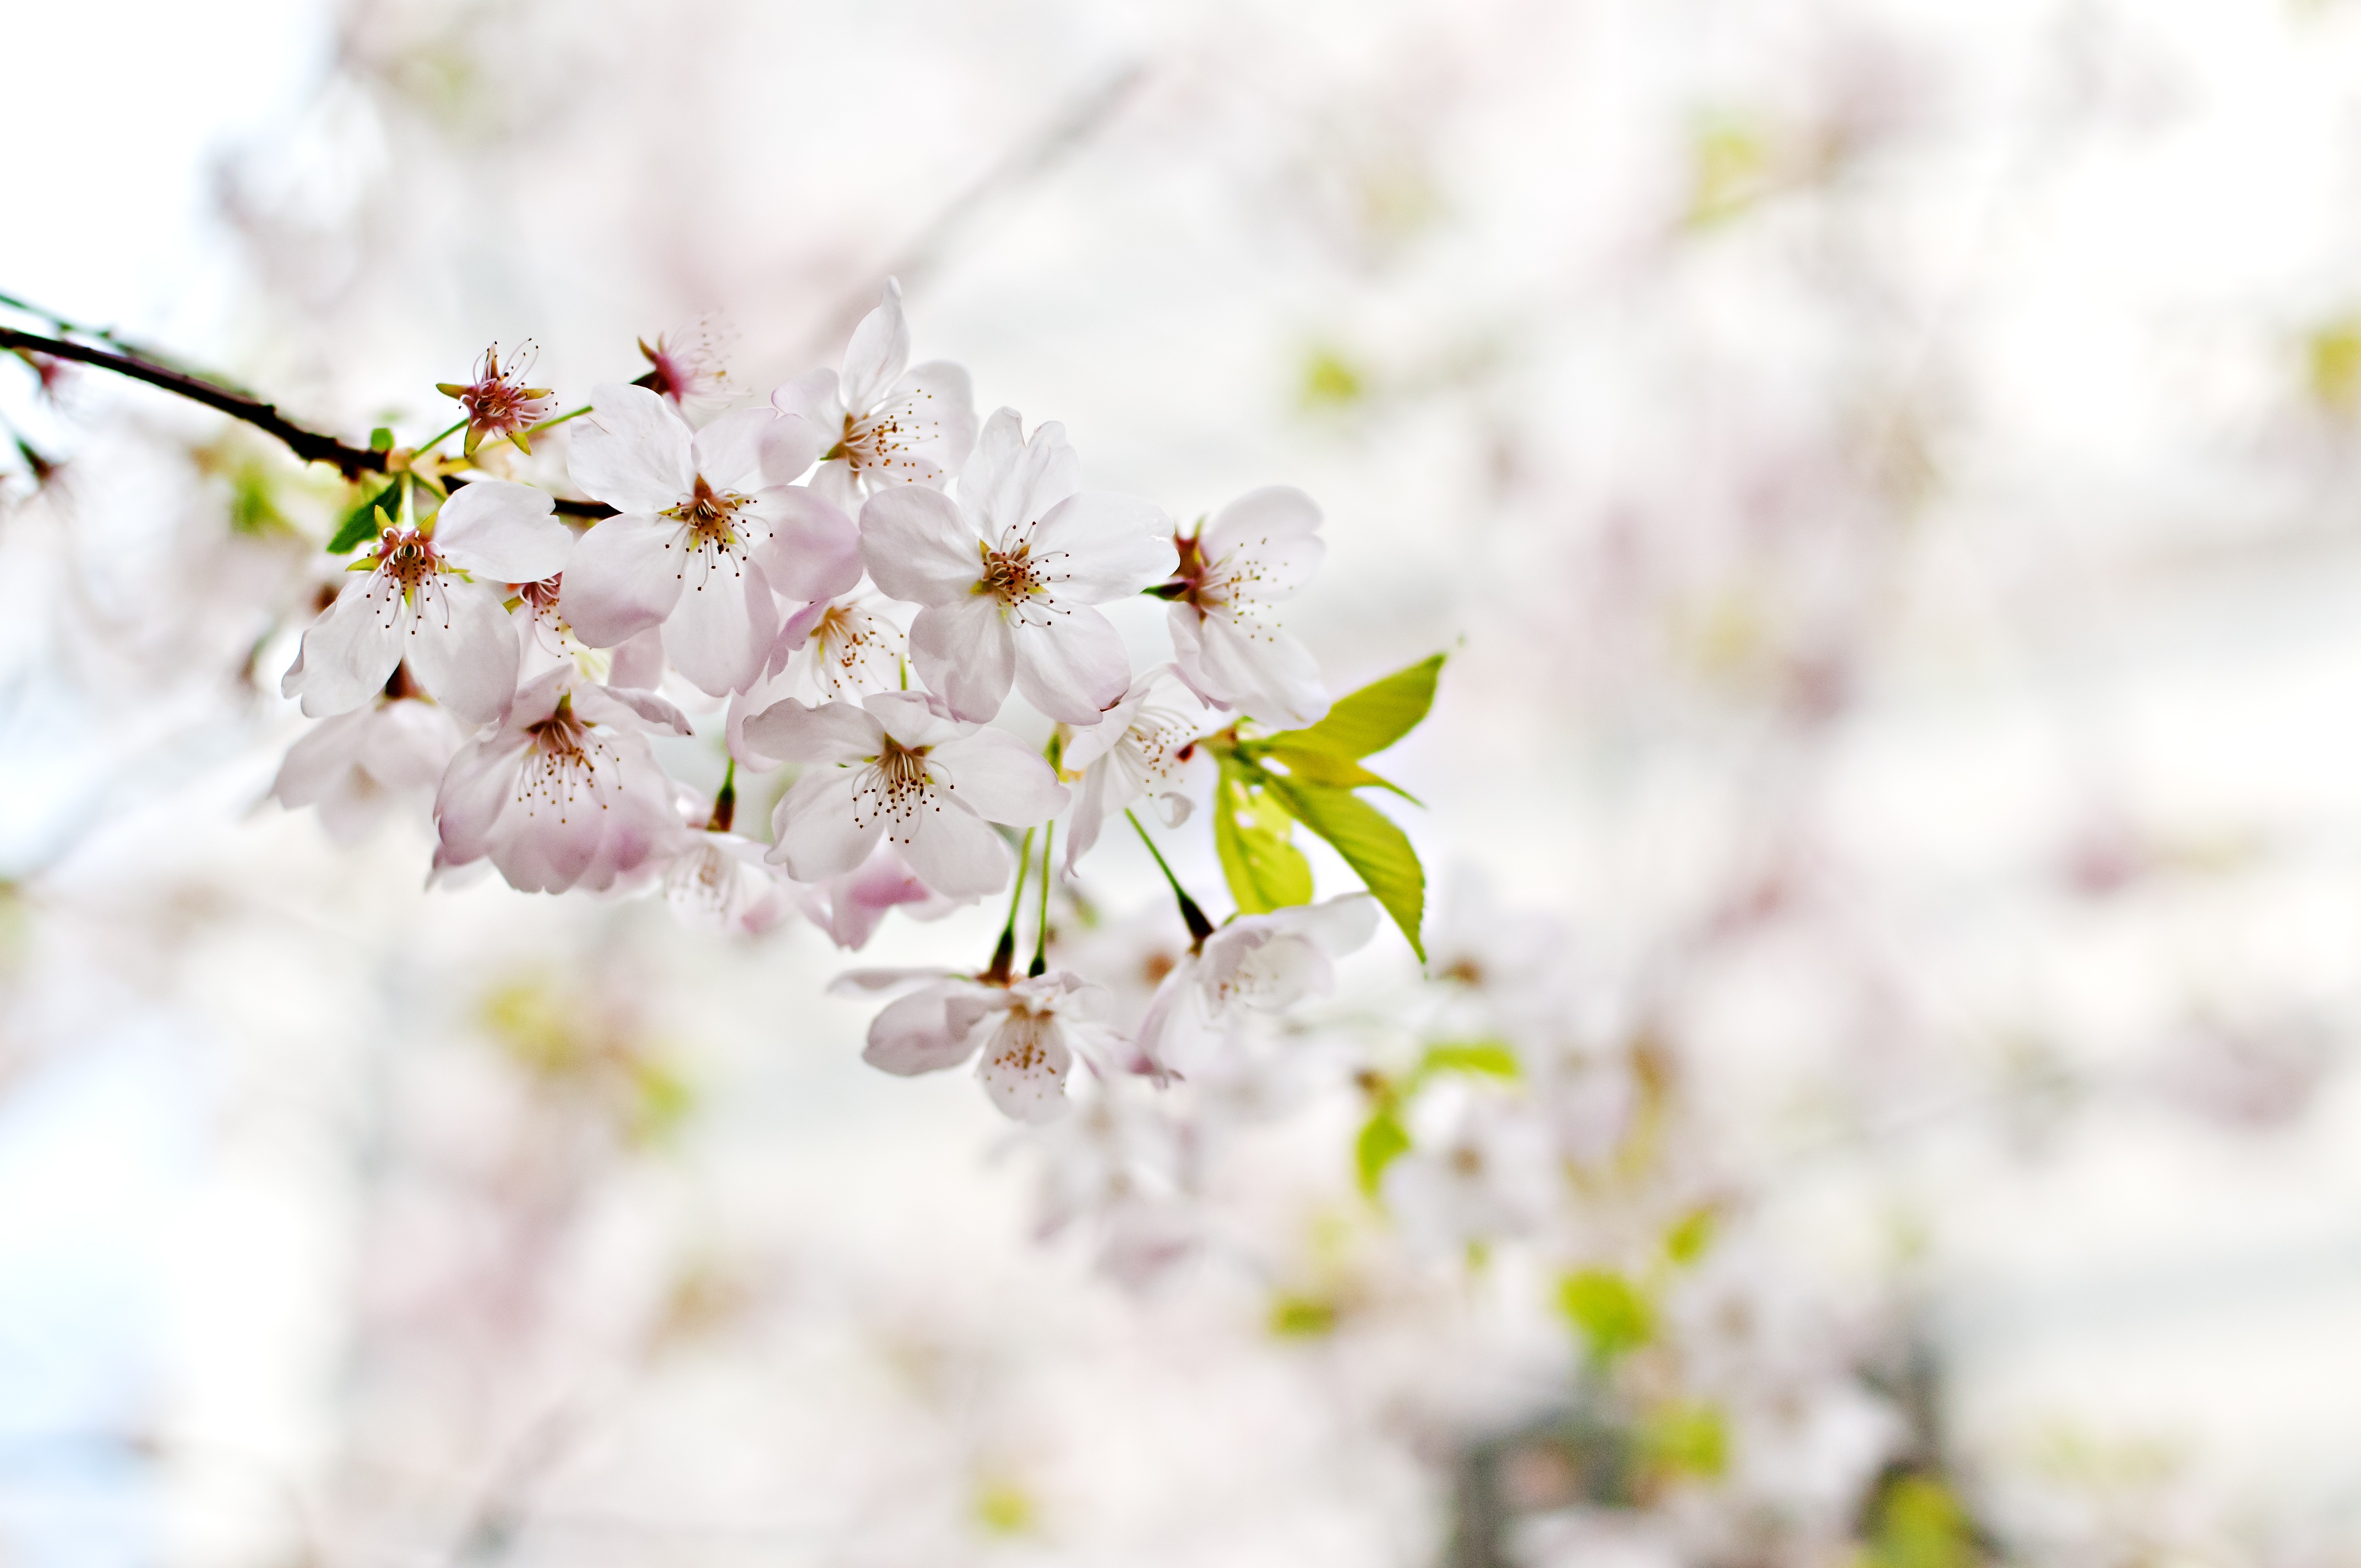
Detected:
left=1029, top=822, right=1055, bottom=977
left=987, top=827, right=1035, bottom=983
left=525, top=404, right=590, bottom=436
left=1127, top=809, right=1215, bottom=949
left=417, top=418, right=469, bottom=454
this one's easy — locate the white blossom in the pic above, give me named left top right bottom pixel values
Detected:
left=858, top=408, right=1171, bottom=724
left=662, top=830, right=793, bottom=935
left=270, top=684, right=461, bottom=842
left=1059, top=666, right=1209, bottom=872
left=842, top=968, right=1128, bottom=1123
left=1136, top=894, right=1379, bottom=1079
left=771, top=278, right=976, bottom=510
left=1164, top=486, right=1331, bottom=727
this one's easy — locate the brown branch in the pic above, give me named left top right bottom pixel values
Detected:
left=2, top=326, right=385, bottom=477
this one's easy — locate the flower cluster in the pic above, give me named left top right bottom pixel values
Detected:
left=271, top=283, right=1440, bottom=1123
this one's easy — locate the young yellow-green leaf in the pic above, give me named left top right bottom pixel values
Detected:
left=1269, top=1292, right=1340, bottom=1338
left=1355, top=1107, right=1412, bottom=1196
left=1262, top=775, right=1426, bottom=959
left=1557, top=1268, right=1653, bottom=1365
left=1212, top=762, right=1313, bottom=914
left=1865, top=1476, right=1976, bottom=1568
left=1263, top=652, right=1444, bottom=760
left=1260, top=741, right=1418, bottom=802
left=1639, top=1401, right=1729, bottom=1481
left=1417, top=1040, right=1521, bottom=1082
left=1663, top=1206, right=1716, bottom=1266
left=328, top=480, right=394, bottom=553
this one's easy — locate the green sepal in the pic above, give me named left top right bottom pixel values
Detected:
left=1260, top=772, right=1426, bottom=960
left=1261, top=652, right=1444, bottom=760
left=1211, top=758, right=1312, bottom=914
left=328, top=480, right=395, bottom=553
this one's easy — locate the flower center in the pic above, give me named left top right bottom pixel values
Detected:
left=663, top=476, right=754, bottom=579
left=376, top=529, right=444, bottom=598
left=852, top=735, right=944, bottom=840
left=838, top=406, right=908, bottom=473
left=518, top=699, right=605, bottom=824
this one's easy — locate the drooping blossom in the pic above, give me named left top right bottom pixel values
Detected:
left=742, top=690, right=1067, bottom=898
left=860, top=408, right=1172, bottom=723
left=772, top=278, right=976, bottom=511
left=662, top=830, right=793, bottom=935
left=836, top=968, right=1128, bottom=1123
left=792, top=842, right=959, bottom=950
left=1161, top=486, right=1331, bottom=727
left=1136, top=893, right=1379, bottom=1079
left=432, top=665, right=689, bottom=893
left=633, top=317, right=733, bottom=413
left=269, top=667, right=461, bottom=842
left=558, top=384, right=851, bottom=696
left=1060, top=666, right=1209, bottom=872
left=284, top=478, right=574, bottom=726
left=436, top=342, right=557, bottom=455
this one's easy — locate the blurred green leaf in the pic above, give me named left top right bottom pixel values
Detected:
left=1300, top=346, right=1366, bottom=410
left=1270, top=1293, right=1340, bottom=1338
left=1356, top=1108, right=1412, bottom=1197
left=1417, top=1040, right=1521, bottom=1082
left=1865, top=1476, right=1977, bottom=1568
left=1640, top=1401, right=1728, bottom=1481
left=1262, top=654, right=1444, bottom=760
left=1663, top=1206, right=1716, bottom=1266
left=1558, top=1268, right=1653, bottom=1365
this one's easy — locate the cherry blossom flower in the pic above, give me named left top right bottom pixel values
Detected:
left=432, top=665, right=690, bottom=894
left=860, top=408, right=1172, bottom=724
left=284, top=478, right=574, bottom=726
left=633, top=316, right=733, bottom=413
left=792, top=843, right=959, bottom=950
left=557, top=384, right=850, bottom=696
left=842, top=968, right=1128, bottom=1123
left=721, top=593, right=910, bottom=764
left=742, top=690, right=1067, bottom=898
left=436, top=342, right=557, bottom=455
left=269, top=672, right=461, bottom=842
left=662, top=830, right=793, bottom=935
left=1380, top=1090, right=1555, bottom=1254
left=771, top=278, right=976, bottom=511
left=1136, top=894, right=1379, bottom=1079
left=1162, top=486, right=1331, bottom=727
left=1060, top=666, right=1210, bottom=872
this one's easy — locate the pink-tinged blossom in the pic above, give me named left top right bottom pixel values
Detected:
left=1060, top=666, right=1209, bottom=872
left=634, top=317, right=733, bottom=413
left=742, top=690, right=1067, bottom=898
left=662, top=830, right=792, bottom=935
left=436, top=341, right=557, bottom=455
left=270, top=679, right=461, bottom=842
left=772, top=278, right=976, bottom=511
left=432, top=665, right=690, bottom=894
left=836, top=968, right=1127, bottom=1123
left=283, top=478, right=574, bottom=726
left=558, top=384, right=851, bottom=697
left=792, top=842, right=960, bottom=950
left=1163, top=486, right=1331, bottom=727
left=858, top=408, right=1172, bottom=724
left=1136, top=894, right=1379, bottom=1079
left=722, top=594, right=908, bottom=760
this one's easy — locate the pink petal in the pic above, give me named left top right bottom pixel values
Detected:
left=1029, top=492, right=1174, bottom=601
left=432, top=480, right=574, bottom=583
left=758, top=487, right=863, bottom=601
left=840, top=278, right=911, bottom=413
left=769, top=768, right=884, bottom=881
left=558, top=513, right=686, bottom=648
left=741, top=698, right=880, bottom=766
left=858, top=486, right=979, bottom=605
left=901, top=797, right=1012, bottom=899
left=909, top=595, right=1014, bottom=722
left=284, top=573, right=406, bottom=718
left=569, top=383, right=694, bottom=514
left=1010, top=604, right=1130, bottom=724
left=404, top=579, right=519, bottom=726
left=662, top=556, right=777, bottom=696
left=935, top=727, right=1068, bottom=826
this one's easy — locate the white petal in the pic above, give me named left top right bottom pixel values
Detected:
left=432, top=480, right=574, bottom=583
left=432, top=731, right=529, bottom=865
left=901, top=797, right=1012, bottom=899
left=840, top=278, right=911, bottom=412
left=284, top=572, right=406, bottom=717
left=741, top=698, right=881, bottom=766
left=558, top=513, right=686, bottom=648
left=937, top=727, right=1068, bottom=825
left=692, top=406, right=818, bottom=493
left=769, top=769, right=884, bottom=881
left=1029, top=492, right=1174, bottom=601
left=976, top=1014, right=1073, bottom=1123
left=859, top=485, right=978, bottom=605
left=1203, top=485, right=1325, bottom=599
left=909, top=595, right=1014, bottom=722
left=769, top=367, right=841, bottom=427
left=1189, top=612, right=1331, bottom=728
left=572, top=680, right=693, bottom=736
left=662, top=556, right=777, bottom=696
left=1061, top=760, right=1120, bottom=873
left=570, top=383, right=694, bottom=514
left=896, top=360, right=976, bottom=476
left=863, top=690, right=972, bottom=750
left=958, top=407, right=1025, bottom=511
left=862, top=983, right=988, bottom=1076
left=404, top=579, right=519, bottom=726
left=971, top=415, right=1079, bottom=540
left=271, top=709, right=372, bottom=808
left=607, top=625, right=667, bottom=691
left=757, top=487, right=863, bottom=601
left=1012, top=605, right=1131, bottom=724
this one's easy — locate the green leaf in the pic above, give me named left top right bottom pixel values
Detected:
left=329, top=481, right=394, bottom=553
left=1663, top=1206, right=1716, bottom=1266
left=1259, top=742, right=1417, bottom=802
left=1866, top=1476, right=1976, bottom=1568
left=1355, top=1108, right=1411, bottom=1196
left=1263, top=652, right=1444, bottom=760
left=1212, top=760, right=1312, bottom=914
left=1261, top=775, right=1426, bottom=960
left=1269, top=1293, right=1340, bottom=1338
left=1417, top=1040, right=1521, bottom=1082
left=1639, top=1401, right=1728, bottom=1481
left=369, top=426, right=395, bottom=452
left=1557, top=1268, right=1653, bottom=1365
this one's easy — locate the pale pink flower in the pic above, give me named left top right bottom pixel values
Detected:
left=283, top=479, right=574, bottom=726
left=634, top=316, right=733, bottom=413
left=270, top=680, right=461, bottom=842
left=742, top=690, right=1067, bottom=898
left=721, top=593, right=910, bottom=765
left=1136, top=894, right=1379, bottom=1079
left=558, top=384, right=851, bottom=696
left=432, top=665, right=690, bottom=894
left=772, top=278, right=976, bottom=510
left=858, top=408, right=1171, bottom=724
left=662, top=830, right=793, bottom=935
left=1060, top=666, right=1209, bottom=872
left=838, top=968, right=1128, bottom=1123
left=792, top=842, right=960, bottom=950
left=1163, top=486, right=1331, bottom=727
